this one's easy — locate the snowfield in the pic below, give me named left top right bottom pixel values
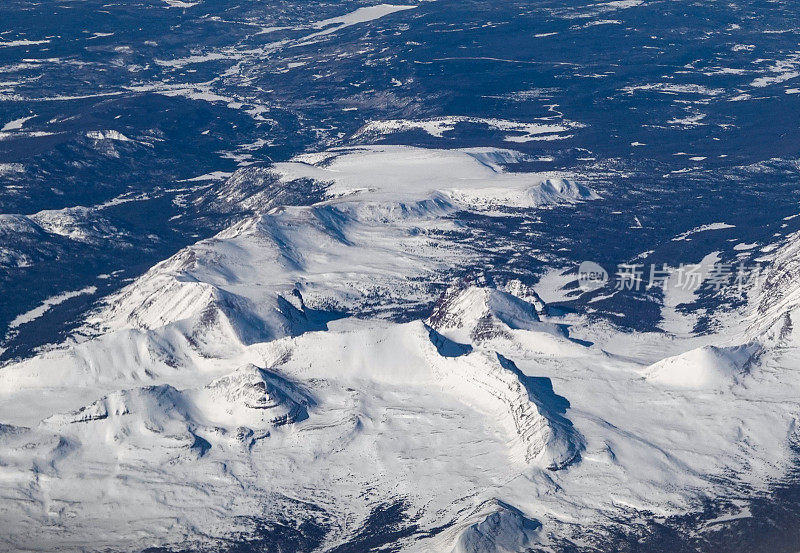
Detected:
left=0, top=146, right=799, bottom=552
left=273, top=146, right=598, bottom=209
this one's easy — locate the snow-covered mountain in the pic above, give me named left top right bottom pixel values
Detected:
left=4, top=0, right=800, bottom=547
left=2, top=144, right=800, bottom=552
left=746, top=229, right=800, bottom=347
left=0, top=207, right=136, bottom=268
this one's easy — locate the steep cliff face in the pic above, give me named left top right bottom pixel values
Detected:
left=431, top=351, right=583, bottom=470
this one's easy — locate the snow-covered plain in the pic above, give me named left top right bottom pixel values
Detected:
left=352, top=117, right=584, bottom=143
left=1, top=145, right=799, bottom=552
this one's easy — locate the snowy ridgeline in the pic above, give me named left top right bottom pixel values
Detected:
left=0, top=145, right=800, bottom=552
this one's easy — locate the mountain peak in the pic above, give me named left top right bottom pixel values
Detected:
left=428, top=282, right=542, bottom=343
left=199, top=364, right=311, bottom=427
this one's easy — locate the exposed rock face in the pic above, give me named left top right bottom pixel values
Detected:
left=428, top=283, right=542, bottom=343
left=503, top=279, right=548, bottom=317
